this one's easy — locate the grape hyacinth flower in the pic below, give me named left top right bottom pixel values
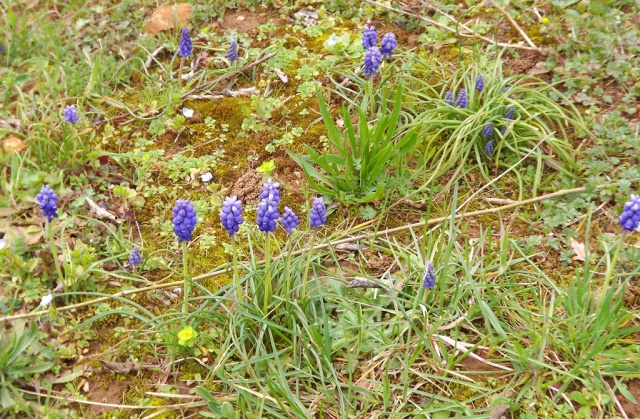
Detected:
left=505, top=107, right=515, bottom=121
left=221, top=196, right=244, bottom=301
left=36, top=185, right=58, bottom=222
left=63, top=105, right=79, bottom=123
left=259, top=178, right=281, bottom=204
left=281, top=207, right=299, bottom=234
left=257, top=198, right=280, bottom=232
left=37, top=185, right=64, bottom=293
left=380, top=33, right=397, bottom=58
left=422, top=262, right=435, bottom=288
left=302, top=197, right=327, bottom=298
left=362, top=25, right=377, bottom=49
left=455, top=88, right=468, bottom=108
left=178, top=28, right=192, bottom=57
left=220, top=196, right=244, bottom=236
left=227, top=40, right=238, bottom=62
left=310, top=197, right=327, bottom=227
left=445, top=91, right=454, bottom=106
left=129, top=246, right=141, bottom=266
left=500, top=126, right=507, bottom=136
left=363, top=47, right=382, bottom=78
left=172, top=199, right=197, bottom=242
left=483, top=123, right=493, bottom=138
left=475, top=75, right=484, bottom=92
left=619, top=194, right=640, bottom=232
left=485, top=140, right=494, bottom=155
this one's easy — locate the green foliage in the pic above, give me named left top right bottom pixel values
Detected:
left=0, top=321, right=53, bottom=411
left=290, top=86, right=418, bottom=204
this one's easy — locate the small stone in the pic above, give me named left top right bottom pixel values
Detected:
left=3, top=136, right=26, bottom=153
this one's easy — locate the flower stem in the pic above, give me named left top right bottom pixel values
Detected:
left=284, top=243, right=293, bottom=300
left=300, top=228, right=317, bottom=299
left=182, top=242, right=190, bottom=316
left=232, top=235, right=242, bottom=303
left=178, top=57, right=184, bottom=87
left=599, top=231, right=627, bottom=307
left=47, top=221, right=66, bottom=295
left=263, top=232, right=271, bottom=313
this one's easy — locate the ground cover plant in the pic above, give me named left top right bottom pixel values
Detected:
left=1, top=0, right=640, bottom=418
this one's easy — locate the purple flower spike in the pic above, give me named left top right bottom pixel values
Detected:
left=362, top=25, right=377, bottom=49
left=500, top=126, right=507, bottom=136
left=619, top=194, right=640, bottom=232
left=485, top=140, right=494, bottom=155
left=455, top=88, right=468, bottom=108
left=172, top=199, right=197, bottom=242
left=259, top=178, right=281, bottom=204
left=445, top=91, right=454, bottom=106
left=220, top=196, right=244, bottom=236
left=281, top=207, right=299, bottom=234
left=380, top=33, right=397, bottom=58
left=129, top=246, right=142, bottom=266
left=483, top=123, right=493, bottom=138
left=227, top=40, right=238, bottom=62
left=36, top=185, right=58, bottom=222
left=475, top=75, right=484, bottom=92
left=310, top=197, right=327, bottom=227
left=422, top=262, right=435, bottom=288
left=178, top=28, right=192, bottom=58
left=505, top=107, right=515, bottom=121
left=257, top=198, right=279, bottom=232
left=363, top=47, right=382, bottom=78
left=63, top=105, right=79, bottom=123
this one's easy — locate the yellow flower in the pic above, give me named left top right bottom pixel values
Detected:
left=542, top=17, right=549, bottom=24
left=178, top=325, right=198, bottom=346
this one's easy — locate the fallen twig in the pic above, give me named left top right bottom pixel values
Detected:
left=487, top=0, right=538, bottom=50
left=181, top=52, right=276, bottom=100
left=365, top=0, right=542, bottom=52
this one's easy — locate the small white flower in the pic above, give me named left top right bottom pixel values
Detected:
left=0, top=239, right=5, bottom=250
left=326, top=36, right=337, bottom=46
left=200, top=172, right=213, bottom=182
left=182, top=107, right=194, bottom=118
left=40, top=293, right=53, bottom=307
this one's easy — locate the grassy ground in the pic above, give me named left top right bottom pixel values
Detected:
left=1, top=0, right=640, bottom=418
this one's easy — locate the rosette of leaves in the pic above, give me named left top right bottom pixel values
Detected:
left=323, top=33, right=363, bottom=60
left=289, top=86, right=418, bottom=204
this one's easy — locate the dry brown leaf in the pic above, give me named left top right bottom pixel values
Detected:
left=2, top=226, right=43, bottom=246
left=143, top=3, right=192, bottom=36
left=3, top=136, right=26, bottom=153
left=570, top=237, right=586, bottom=261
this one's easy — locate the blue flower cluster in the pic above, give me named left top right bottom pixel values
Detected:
left=380, top=33, right=397, bottom=58
left=129, top=246, right=142, bottom=266
left=475, top=75, right=484, bottom=92
left=455, top=89, right=468, bottom=108
left=64, top=105, right=79, bottom=123
left=36, top=185, right=58, bottom=222
left=361, top=25, right=397, bottom=78
left=485, top=140, right=494, bottom=156
left=445, top=91, right=454, bottom=106
left=227, top=40, right=238, bottom=62
left=281, top=207, right=299, bottom=234
left=257, top=179, right=280, bottom=233
left=310, top=197, right=327, bottom=227
left=482, top=123, right=493, bottom=139
left=362, top=25, right=377, bottom=49
left=178, top=28, right=193, bottom=58
left=422, top=262, right=435, bottom=288
left=220, top=196, right=244, bottom=236
left=173, top=199, right=197, bottom=242
left=619, top=194, right=640, bottom=232
left=364, top=47, right=382, bottom=78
